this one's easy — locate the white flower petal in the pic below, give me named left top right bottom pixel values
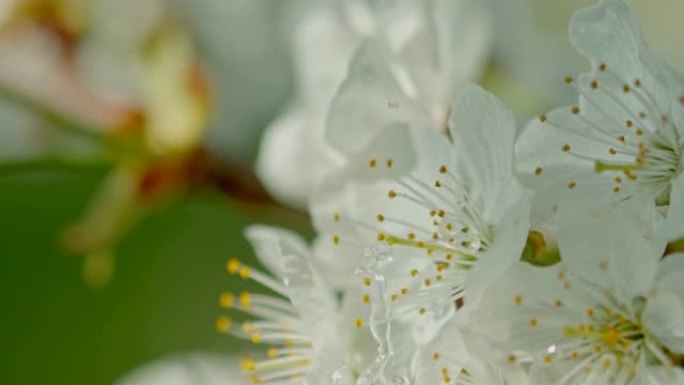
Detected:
left=570, top=0, right=646, bottom=81
left=557, top=197, right=664, bottom=303
left=114, top=353, right=245, bottom=385
left=325, top=39, right=429, bottom=156
left=280, top=245, right=338, bottom=349
left=243, top=224, right=311, bottom=279
left=464, top=192, right=530, bottom=305
left=659, top=173, right=684, bottom=241
left=644, top=253, right=684, bottom=354
left=256, top=105, right=343, bottom=209
left=448, top=83, right=521, bottom=224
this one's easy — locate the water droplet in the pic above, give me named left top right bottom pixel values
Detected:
left=391, top=375, right=410, bottom=385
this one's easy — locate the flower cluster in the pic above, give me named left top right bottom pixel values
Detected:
left=220, top=1, right=684, bottom=384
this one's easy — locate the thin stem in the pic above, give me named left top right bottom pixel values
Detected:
left=0, top=156, right=111, bottom=176
left=0, top=85, right=144, bottom=157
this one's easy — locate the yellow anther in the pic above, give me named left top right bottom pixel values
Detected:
left=562, top=144, right=571, bottom=152
left=433, top=352, right=440, bottom=361
left=535, top=167, right=543, bottom=176
left=564, top=76, right=573, bottom=84
left=587, top=308, right=595, bottom=318
left=215, top=316, right=232, bottom=333
left=514, top=295, right=522, bottom=305
left=410, top=269, right=419, bottom=277
left=227, top=259, right=241, bottom=274
left=388, top=190, right=397, bottom=198
left=602, top=358, right=612, bottom=368
left=251, top=333, right=261, bottom=344
left=439, top=165, right=448, bottom=174
left=401, top=288, right=408, bottom=295
left=386, top=158, right=393, bottom=168
left=355, top=318, right=363, bottom=329
left=369, top=159, right=377, bottom=168
left=571, top=106, right=580, bottom=114
left=599, top=63, right=606, bottom=72
left=590, top=80, right=598, bottom=89
left=544, top=354, right=553, bottom=364
left=239, top=266, right=251, bottom=279
left=363, top=294, right=370, bottom=303
left=267, top=347, right=278, bottom=358
left=333, top=213, right=341, bottom=222
left=219, top=292, right=235, bottom=308
left=539, top=114, right=548, bottom=123
left=333, top=235, right=340, bottom=245
left=364, top=277, right=372, bottom=287
left=554, top=299, right=563, bottom=308
left=240, top=292, right=251, bottom=309
left=377, top=232, right=386, bottom=241
left=242, top=358, right=255, bottom=372
left=376, top=214, right=385, bottom=222
left=507, top=354, right=517, bottom=364
left=530, top=318, right=538, bottom=328
left=419, top=307, right=426, bottom=315
left=390, top=294, right=398, bottom=302
left=568, top=182, right=577, bottom=190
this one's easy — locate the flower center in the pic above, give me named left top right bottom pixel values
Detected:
left=562, top=306, right=644, bottom=358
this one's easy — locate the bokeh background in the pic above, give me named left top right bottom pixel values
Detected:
left=2, top=0, right=683, bottom=384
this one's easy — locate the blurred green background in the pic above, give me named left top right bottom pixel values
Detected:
left=0, top=170, right=308, bottom=385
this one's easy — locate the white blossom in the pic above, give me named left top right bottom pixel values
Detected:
left=464, top=198, right=684, bottom=385
left=515, top=0, right=684, bottom=237
left=312, top=85, right=530, bottom=343
left=257, top=0, right=491, bottom=209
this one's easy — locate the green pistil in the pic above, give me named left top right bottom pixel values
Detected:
left=595, top=161, right=642, bottom=173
